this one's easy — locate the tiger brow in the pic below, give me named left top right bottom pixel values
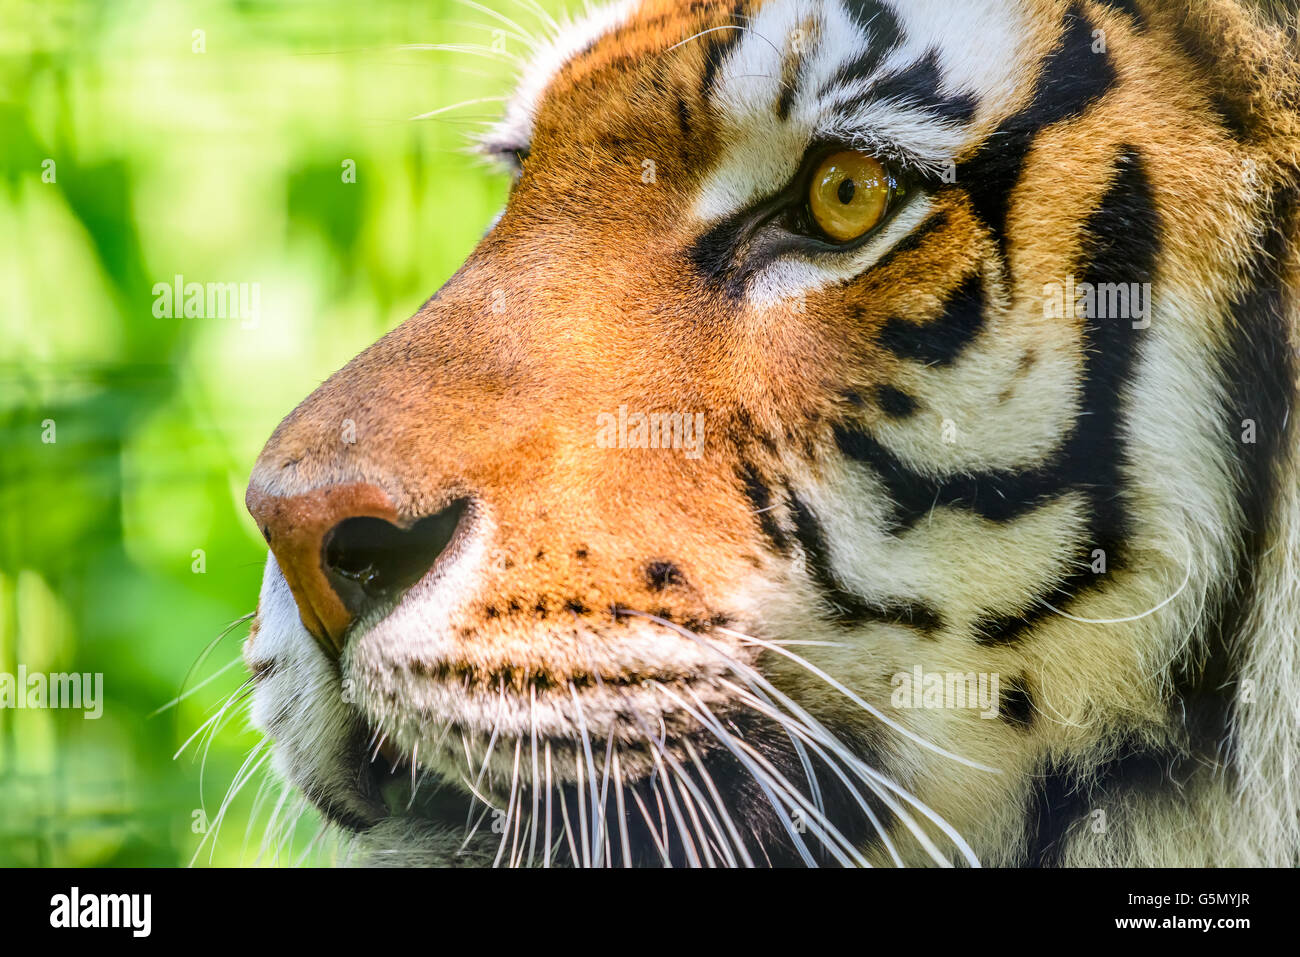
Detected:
left=824, top=51, right=980, bottom=127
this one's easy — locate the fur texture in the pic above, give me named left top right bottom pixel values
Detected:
left=240, top=0, right=1300, bottom=866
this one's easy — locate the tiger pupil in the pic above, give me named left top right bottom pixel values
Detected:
left=808, top=149, right=891, bottom=242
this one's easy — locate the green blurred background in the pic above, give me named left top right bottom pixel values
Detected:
left=0, top=0, right=561, bottom=866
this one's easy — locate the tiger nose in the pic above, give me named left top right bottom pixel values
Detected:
left=245, top=482, right=468, bottom=655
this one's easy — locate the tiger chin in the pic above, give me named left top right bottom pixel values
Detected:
left=239, top=0, right=1300, bottom=867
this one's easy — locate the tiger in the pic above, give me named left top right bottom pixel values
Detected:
left=239, top=0, right=1300, bottom=866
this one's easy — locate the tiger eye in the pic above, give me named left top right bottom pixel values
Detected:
left=808, top=150, right=891, bottom=242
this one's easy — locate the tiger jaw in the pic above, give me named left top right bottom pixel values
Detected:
left=246, top=551, right=930, bottom=867
left=248, top=554, right=759, bottom=810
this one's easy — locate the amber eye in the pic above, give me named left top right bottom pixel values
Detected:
left=808, top=150, right=893, bottom=243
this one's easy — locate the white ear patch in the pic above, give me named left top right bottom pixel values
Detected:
left=483, top=0, right=642, bottom=153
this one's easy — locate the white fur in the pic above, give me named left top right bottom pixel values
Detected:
left=483, top=0, right=641, bottom=152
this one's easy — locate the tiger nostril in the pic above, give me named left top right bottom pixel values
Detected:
left=246, top=481, right=473, bottom=654
left=321, top=499, right=469, bottom=619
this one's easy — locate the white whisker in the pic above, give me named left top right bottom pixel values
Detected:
left=683, top=738, right=755, bottom=868
left=668, top=685, right=861, bottom=867
left=493, top=738, right=522, bottom=867
left=610, top=747, right=633, bottom=868
left=452, top=0, right=541, bottom=49
left=719, top=625, right=1000, bottom=774
left=527, top=684, right=541, bottom=867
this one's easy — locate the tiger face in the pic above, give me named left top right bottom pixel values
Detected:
left=242, top=0, right=1300, bottom=866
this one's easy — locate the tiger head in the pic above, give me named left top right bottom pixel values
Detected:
left=242, top=0, right=1300, bottom=866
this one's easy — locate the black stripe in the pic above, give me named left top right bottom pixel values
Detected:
left=735, top=407, right=779, bottom=454
left=675, top=92, right=692, bottom=140
left=835, top=149, right=1159, bottom=646
left=859, top=49, right=977, bottom=125
left=843, top=0, right=902, bottom=38
left=738, top=462, right=790, bottom=553
left=1027, top=187, right=1297, bottom=865
left=701, top=2, right=746, bottom=98
left=1025, top=740, right=1194, bottom=866
left=1000, top=675, right=1035, bottom=730
left=1208, top=91, right=1256, bottom=143
left=1057, top=149, right=1157, bottom=535
left=971, top=580, right=1071, bottom=647
left=788, top=492, right=942, bottom=633
left=775, top=76, right=798, bottom=122
left=833, top=424, right=1060, bottom=528
left=877, top=271, right=985, bottom=367
left=1168, top=12, right=1258, bottom=142
left=775, top=30, right=810, bottom=123
left=874, top=384, right=918, bottom=418
left=818, top=0, right=904, bottom=99
left=956, top=3, right=1116, bottom=253
left=869, top=210, right=949, bottom=273
left=1184, top=183, right=1300, bottom=761
left=973, top=147, right=1161, bottom=644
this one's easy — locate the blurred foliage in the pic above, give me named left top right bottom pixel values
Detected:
left=0, top=0, right=558, bottom=865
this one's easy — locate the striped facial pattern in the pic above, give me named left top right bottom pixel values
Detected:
left=242, top=0, right=1300, bottom=866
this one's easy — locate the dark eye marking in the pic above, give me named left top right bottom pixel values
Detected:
left=688, top=145, right=920, bottom=295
